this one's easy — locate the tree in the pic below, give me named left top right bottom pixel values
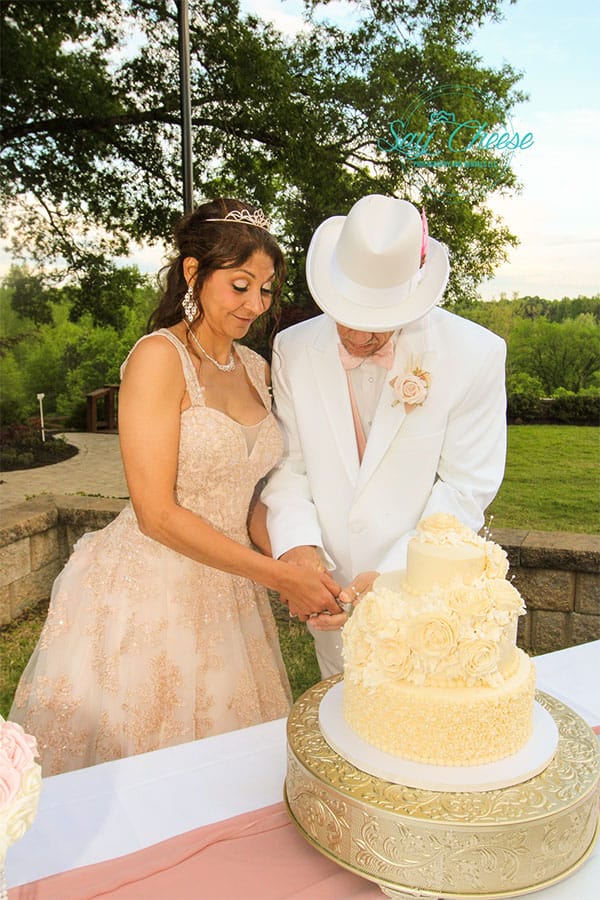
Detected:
left=1, top=0, right=523, bottom=306
left=68, top=262, right=148, bottom=329
left=3, top=265, right=53, bottom=324
left=508, top=316, right=600, bottom=394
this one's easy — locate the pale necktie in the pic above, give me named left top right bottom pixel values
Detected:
left=338, top=340, right=394, bottom=463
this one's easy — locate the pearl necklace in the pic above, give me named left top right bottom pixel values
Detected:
left=186, top=324, right=236, bottom=372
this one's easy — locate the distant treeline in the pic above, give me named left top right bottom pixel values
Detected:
left=453, top=294, right=600, bottom=334
left=452, top=294, right=600, bottom=424
left=0, top=263, right=598, bottom=428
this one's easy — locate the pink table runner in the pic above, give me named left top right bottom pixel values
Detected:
left=13, top=727, right=600, bottom=898
left=10, top=802, right=381, bottom=899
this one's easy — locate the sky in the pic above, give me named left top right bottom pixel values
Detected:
left=238, top=0, right=600, bottom=301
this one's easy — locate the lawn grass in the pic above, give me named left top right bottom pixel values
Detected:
left=0, top=601, right=49, bottom=718
left=276, top=619, right=322, bottom=701
left=487, top=425, right=599, bottom=534
left=1, top=424, right=598, bottom=718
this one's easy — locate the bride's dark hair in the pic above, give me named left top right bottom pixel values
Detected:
left=148, top=198, right=286, bottom=332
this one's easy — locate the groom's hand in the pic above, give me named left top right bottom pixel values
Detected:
left=338, top=570, right=380, bottom=606
left=279, top=545, right=326, bottom=572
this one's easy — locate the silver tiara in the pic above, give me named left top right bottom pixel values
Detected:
left=205, top=208, right=271, bottom=232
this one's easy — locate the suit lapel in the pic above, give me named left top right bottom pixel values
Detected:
left=308, top=324, right=361, bottom=484
left=355, top=314, right=434, bottom=495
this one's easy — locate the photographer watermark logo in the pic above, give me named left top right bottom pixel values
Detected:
left=379, top=84, right=534, bottom=198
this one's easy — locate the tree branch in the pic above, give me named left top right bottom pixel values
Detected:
left=1, top=109, right=284, bottom=151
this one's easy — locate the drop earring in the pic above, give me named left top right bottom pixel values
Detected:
left=182, top=286, right=199, bottom=323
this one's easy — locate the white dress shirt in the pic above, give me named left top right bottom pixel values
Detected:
left=345, top=333, right=398, bottom=439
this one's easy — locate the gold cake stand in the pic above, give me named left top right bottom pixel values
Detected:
left=285, top=676, right=600, bottom=899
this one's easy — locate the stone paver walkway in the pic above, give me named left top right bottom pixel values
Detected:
left=0, top=433, right=129, bottom=510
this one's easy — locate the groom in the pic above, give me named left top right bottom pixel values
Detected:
left=262, top=195, right=507, bottom=676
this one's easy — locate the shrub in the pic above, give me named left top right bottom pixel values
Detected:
left=543, top=389, right=600, bottom=426
left=506, top=373, right=544, bottom=423
left=0, top=420, right=78, bottom=471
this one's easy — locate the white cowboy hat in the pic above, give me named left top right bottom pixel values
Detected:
left=306, top=194, right=450, bottom=331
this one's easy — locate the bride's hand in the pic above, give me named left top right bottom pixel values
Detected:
left=278, top=564, right=341, bottom=621
left=309, top=570, right=379, bottom=632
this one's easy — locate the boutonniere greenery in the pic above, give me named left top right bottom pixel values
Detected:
left=390, top=360, right=431, bottom=412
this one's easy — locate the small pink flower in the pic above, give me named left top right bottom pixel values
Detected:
left=390, top=364, right=431, bottom=412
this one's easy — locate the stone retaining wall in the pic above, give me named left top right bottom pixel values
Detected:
left=493, top=527, right=600, bottom=654
left=1, top=498, right=599, bottom=655
left=0, top=495, right=127, bottom=626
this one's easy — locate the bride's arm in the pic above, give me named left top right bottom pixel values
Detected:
left=247, top=492, right=272, bottom=557
left=118, top=336, right=339, bottom=615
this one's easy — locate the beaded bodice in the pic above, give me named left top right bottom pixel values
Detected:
left=122, top=330, right=283, bottom=537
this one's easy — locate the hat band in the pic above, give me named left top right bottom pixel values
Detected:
left=330, top=255, right=425, bottom=310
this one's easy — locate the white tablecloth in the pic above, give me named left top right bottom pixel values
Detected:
left=7, top=640, right=600, bottom=897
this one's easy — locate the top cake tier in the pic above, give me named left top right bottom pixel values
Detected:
left=404, top=512, right=509, bottom=593
left=406, top=541, right=485, bottom=593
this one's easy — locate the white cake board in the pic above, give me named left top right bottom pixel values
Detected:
left=318, top=681, right=559, bottom=793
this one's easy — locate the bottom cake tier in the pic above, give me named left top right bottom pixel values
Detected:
left=343, top=650, right=536, bottom=766
left=285, top=676, right=600, bottom=899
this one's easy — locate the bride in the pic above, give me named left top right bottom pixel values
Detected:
left=10, top=198, right=341, bottom=776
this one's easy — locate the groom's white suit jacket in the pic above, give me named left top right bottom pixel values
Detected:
left=262, top=309, right=507, bottom=589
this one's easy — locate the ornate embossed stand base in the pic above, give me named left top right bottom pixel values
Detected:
left=285, top=676, right=600, bottom=899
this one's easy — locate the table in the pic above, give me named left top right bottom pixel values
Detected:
left=7, top=641, right=600, bottom=898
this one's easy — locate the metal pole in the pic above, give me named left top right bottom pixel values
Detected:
left=37, top=393, right=46, bottom=442
left=177, top=0, right=194, bottom=213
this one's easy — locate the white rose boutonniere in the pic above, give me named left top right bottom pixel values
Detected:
left=390, top=360, right=431, bottom=412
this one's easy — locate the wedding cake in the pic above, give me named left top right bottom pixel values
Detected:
left=342, top=513, right=536, bottom=766
left=0, top=716, right=42, bottom=873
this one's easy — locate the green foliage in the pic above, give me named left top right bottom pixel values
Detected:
left=454, top=295, right=600, bottom=336
left=543, top=389, right=600, bottom=426
left=2, top=266, right=53, bottom=324
left=506, top=372, right=544, bottom=423
left=508, top=316, right=600, bottom=393
left=0, top=269, right=156, bottom=426
left=69, top=263, right=148, bottom=329
left=0, top=354, right=29, bottom=425
left=1, top=0, right=524, bottom=307
left=516, top=295, right=600, bottom=323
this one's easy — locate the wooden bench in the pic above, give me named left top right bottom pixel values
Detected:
left=86, top=385, right=119, bottom=433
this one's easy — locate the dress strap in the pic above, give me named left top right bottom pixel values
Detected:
left=235, top=344, right=272, bottom=411
left=120, top=329, right=205, bottom=407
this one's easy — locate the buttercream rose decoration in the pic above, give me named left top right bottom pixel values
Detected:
left=411, top=613, right=458, bottom=658
left=449, top=584, right=493, bottom=616
left=378, top=639, right=414, bottom=678
left=390, top=362, right=431, bottom=412
left=485, top=543, right=509, bottom=579
left=459, top=639, right=500, bottom=683
left=492, top=579, right=525, bottom=614
left=418, top=513, right=463, bottom=535
left=355, top=593, right=388, bottom=633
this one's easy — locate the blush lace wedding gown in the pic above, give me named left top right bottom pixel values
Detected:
left=10, top=330, right=292, bottom=776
